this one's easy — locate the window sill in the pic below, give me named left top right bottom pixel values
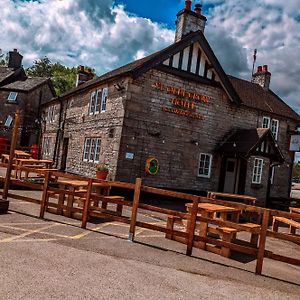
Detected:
left=6, top=101, right=18, bottom=104
left=251, top=183, right=263, bottom=189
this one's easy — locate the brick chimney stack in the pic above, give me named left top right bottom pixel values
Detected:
left=8, top=49, right=23, bottom=70
left=175, top=1, right=207, bottom=42
left=252, top=65, right=271, bottom=90
left=76, top=65, right=94, bottom=87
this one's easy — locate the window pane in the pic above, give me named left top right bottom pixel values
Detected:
left=262, top=117, right=270, bottom=128
left=101, top=88, right=108, bottom=112
left=89, top=139, right=96, bottom=161
left=84, top=139, right=91, bottom=161
left=7, top=92, right=18, bottom=101
left=95, top=90, right=102, bottom=113
left=89, top=92, right=96, bottom=114
left=4, top=115, right=13, bottom=127
left=94, top=139, right=101, bottom=162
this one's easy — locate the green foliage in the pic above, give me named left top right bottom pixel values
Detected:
left=26, top=56, right=96, bottom=96
left=96, top=163, right=109, bottom=172
left=293, top=163, right=300, bottom=182
left=0, top=49, right=8, bottom=66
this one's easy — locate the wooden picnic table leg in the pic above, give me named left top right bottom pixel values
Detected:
left=197, top=210, right=210, bottom=250
left=57, top=185, right=65, bottom=215
left=66, top=186, right=75, bottom=218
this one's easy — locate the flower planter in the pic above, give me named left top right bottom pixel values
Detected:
left=96, top=171, right=108, bottom=180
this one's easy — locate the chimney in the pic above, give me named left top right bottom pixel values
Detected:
left=76, top=65, right=94, bottom=87
left=252, top=65, right=271, bottom=90
left=8, top=49, right=23, bottom=70
left=175, top=1, right=207, bottom=42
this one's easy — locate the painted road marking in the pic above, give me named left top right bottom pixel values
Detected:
left=0, top=224, right=58, bottom=243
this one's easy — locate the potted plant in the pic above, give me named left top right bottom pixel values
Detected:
left=96, top=163, right=109, bottom=180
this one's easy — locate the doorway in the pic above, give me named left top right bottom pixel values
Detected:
left=60, top=138, right=69, bottom=171
left=223, top=158, right=239, bottom=193
left=219, top=157, right=247, bottom=194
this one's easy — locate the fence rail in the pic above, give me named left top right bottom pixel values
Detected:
left=1, top=164, right=300, bottom=277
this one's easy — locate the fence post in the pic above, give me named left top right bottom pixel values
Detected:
left=255, top=209, right=270, bottom=275
left=128, top=178, right=142, bottom=242
left=39, top=171, right=50, bottom=219
left=186, top=197, right=199, bottom=256
left=1, top=110, right=20, bottom=214
left=81, top=178, right=93, bottom=229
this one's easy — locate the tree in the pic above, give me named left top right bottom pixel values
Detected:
left=293, top=163, right=300, bottom=182
left=26, top=57, right=96, bottom=96
left=0, top=49, right=8, bottom=66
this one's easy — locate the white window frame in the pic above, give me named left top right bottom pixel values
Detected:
left=198, top=153, right=212, bottom=178
left=271, top=119, right=279, bottom=140
left=270, top=166, right=275, bottom=185
left=262, top=116, right=279, bottom=140
left=4, top=115, right=13, bottom=127
left=7, top=92, right=18, bottom=102
left=252, top=158, right=264, bottom=184
left=262, top=116, right=270, bottom=129
left=43, top=137, right=51, bottom=156
left=83, top=138, right=101, bottom=163
left=101, top=87, right=108, bottom=113
left=95, top=90, right=102, bottom=114
left=89, top=91, right=97, bottom=115
left=48, top=106, right=55, bottom=123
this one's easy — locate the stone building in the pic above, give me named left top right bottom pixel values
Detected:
left=41, top=1, right=300, bottom=206
left=0, top=49, right=55, bottom=146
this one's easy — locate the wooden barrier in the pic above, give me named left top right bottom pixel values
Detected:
left=0, top=165, right=300, bottom=278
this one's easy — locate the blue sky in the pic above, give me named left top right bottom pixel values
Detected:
left=1, top=0, right=300, bottom=118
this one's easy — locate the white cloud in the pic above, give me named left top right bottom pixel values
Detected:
left=205, top=0, right=300, bottom=113
left=0, top=0, right=299, bottom=115
left=0, top=0, right=173, bottom=74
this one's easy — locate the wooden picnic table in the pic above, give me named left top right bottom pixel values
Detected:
left=207, top=191, right=257, bottom=206
left=14, top=158, right=53, bottom=179
left=14, top=150, right=31, bottom=159
left=55, top=179, right=123, bottom=218
left=185, top=202, right=241, bottom=255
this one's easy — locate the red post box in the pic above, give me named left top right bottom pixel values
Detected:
left=30, top=144, right=39, bottom=159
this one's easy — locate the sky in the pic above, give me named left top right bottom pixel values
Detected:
left=1, top=0, right=300, bottom=117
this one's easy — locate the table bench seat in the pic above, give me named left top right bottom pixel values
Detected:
left=272, top=216, right=300, bottom=234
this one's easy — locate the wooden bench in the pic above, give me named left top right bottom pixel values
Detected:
left=166, top=215, right=260, bottom=258
left=272, top=216, right=300, bottom=235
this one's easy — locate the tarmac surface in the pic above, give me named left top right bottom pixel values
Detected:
left=0, top=190, right=300, bottom=299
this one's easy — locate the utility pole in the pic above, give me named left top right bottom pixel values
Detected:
left=0, top=109, right=20, bottom=213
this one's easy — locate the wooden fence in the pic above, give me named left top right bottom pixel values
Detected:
left=0, top=163, right=300, bottom=277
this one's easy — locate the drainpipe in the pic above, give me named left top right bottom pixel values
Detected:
left=52, top=97, right=64, bottom=168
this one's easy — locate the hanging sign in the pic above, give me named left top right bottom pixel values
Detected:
left=290, top=135, right=300, bottom=151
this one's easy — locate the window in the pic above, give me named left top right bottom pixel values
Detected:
left=198, top=153, right=212, bottom=178
left=4, top=115, right=13, bottom=127
left=270, top=166, right=275, bottom=185
left=252, top=158, right=263, bottom=184
left=89, top=88, right=108, bottom=115
left=262, top=116, right=279, bottom=140
left=271, top=119, right=279, bottom=140
left=83, top=138, right=101, bottom=163
left=43, top=137, right=52, bottom=156
left=262, top=117, right=270, bottom=129
left=101, top=88, right=108, bottom=112
left=89, top=92, right=97, bottom=115
left=7, top=92, right=18, bottom=102
left=47, top=106, right=55, bottom=123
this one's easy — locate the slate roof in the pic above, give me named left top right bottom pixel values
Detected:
left=228, top=76, right=300, bottom=122
left=1, top=77, right=50, bottom=92
left=52, top=30, right=299, bottom=122
left=0, top=67, right=16, bottom=83
left=218, top=128, right=284, bottom=162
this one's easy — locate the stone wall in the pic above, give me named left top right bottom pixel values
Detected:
left=41, top=67, right=298, bottom=205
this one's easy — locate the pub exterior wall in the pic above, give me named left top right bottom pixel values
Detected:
left=41, top=68, right=297, bottom=206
